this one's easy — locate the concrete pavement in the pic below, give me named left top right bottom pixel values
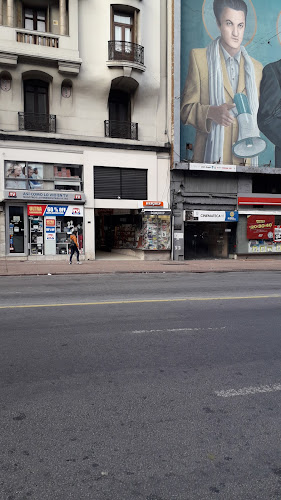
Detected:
left=1, top=256, right=281, bottom=276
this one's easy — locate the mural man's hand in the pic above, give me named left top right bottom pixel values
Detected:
left=208, top=103, right=235, bottom=127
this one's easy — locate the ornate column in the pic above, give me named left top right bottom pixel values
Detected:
left=59, top=0, right=67, bottom=35
left=7, top=0, right=14, bottom=27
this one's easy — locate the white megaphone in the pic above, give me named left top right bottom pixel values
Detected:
left=232, top=93, right=266, bottom=158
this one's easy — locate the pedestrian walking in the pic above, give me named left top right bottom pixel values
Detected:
left=69, top=232, right=81, bottom=264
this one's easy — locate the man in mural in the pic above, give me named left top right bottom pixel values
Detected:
left=181, top=0, right=263, bottom=165
left=257, top=60, right=281, bottom=168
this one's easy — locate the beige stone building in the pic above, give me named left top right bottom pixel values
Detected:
left=0, top=0, right=171, bottom=260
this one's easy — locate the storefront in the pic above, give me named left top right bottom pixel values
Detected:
left=184, top=210, right=238, bottom=259
left=95, top=204, right=171, bottom=257
left=7, top=202, right=84, bottom=257
left=237, top=196, right=281, bottom=255
left=4, top=159, right=85, bottom=257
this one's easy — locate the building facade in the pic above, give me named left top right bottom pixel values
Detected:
left=0, top=0, right=171, bottom=260
left=172, top=0, right=281, bottom=260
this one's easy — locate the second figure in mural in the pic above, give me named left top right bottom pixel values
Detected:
left=181, top=0, right=263, bottom=165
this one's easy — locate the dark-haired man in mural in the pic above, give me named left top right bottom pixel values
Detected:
left=257, top=60, right=281, bottom=168
left=181, top=0, right=263, bottom=165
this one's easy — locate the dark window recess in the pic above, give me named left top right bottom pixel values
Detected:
left=24, top=7, right=46, bottom=32
left=252, top=174, right=281, bottom=194
left=94, top=166, right=147, bottom=200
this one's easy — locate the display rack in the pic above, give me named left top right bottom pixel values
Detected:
left=30, top=217, right=44, bottom=255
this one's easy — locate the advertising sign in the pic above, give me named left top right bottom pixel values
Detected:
left=27, top=205, right=84, bottom=217
left=186, top=210, right=238, bottom=222
left=274, top=226, right=281, bottom=242
left=180, top=1, right=281, bottom=167
left=247, top=215, right=275, bottom=239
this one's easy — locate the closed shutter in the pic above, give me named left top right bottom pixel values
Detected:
left=94, top=166, right=121, bottom=199
left=94, top=166, right=147, bottom=200
left=121, top=168, right=147, bottom=199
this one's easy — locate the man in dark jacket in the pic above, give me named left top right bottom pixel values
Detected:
left=257, top=60, right=281, bottom=167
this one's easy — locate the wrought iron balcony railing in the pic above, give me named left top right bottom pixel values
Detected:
left=104, top=120, right=138, bottom=140
left=108, top=41, right=144, bottom=66
left=18, top=112, right=56, bottom=133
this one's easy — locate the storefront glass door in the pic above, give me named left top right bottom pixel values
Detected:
left=8, top=206, right=26, bottom=254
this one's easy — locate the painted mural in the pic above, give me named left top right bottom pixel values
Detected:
left=180, top=0, right=281, bottom=167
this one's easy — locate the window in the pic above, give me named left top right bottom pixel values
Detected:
left=5, top=161, right=83, bottom=192
left=114, top=12, right=133, bottom=48
left=109, top=89, right=130, bottom=122
left=111, top=6, right=138, bottom=60
left=24, top=7, right=46, bottom=32
left=24, top=79, right=48, bottom=115
left=94, top=166, right=147, bottom=200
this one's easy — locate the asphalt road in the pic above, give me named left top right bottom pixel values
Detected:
left=1, top=272, right=281, bottom=500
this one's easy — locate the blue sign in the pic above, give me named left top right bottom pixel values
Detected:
left=44, top=205, right=68, bottom=216
left=225, top=211, right=239, bottom=222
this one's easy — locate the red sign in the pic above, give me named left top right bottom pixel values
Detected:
left=239, top=197, right=281, bottom=206
left=27, top=205, right=47, bottom=216
left=74, top=194, right=82, bottom=200
left=247, top=215, right=275, bottom=240
left=143, top=201, right=164, bottom=207
left=46, top=218, right=55, bottom=227
left=8, top=191, right=17, bottom=198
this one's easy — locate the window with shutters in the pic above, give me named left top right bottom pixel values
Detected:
left=94, top=166, right=147, bottom=200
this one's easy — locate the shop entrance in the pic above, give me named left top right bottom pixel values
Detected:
left=7, top=205, right=26, bottom=254
left=95, top=209, right=171, bottom=259
left=184, top=222, right=236, bottom=259
left=95, top=210, right=141, bottom=256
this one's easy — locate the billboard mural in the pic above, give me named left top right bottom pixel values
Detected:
left=180, top=0, right=281, bottom=167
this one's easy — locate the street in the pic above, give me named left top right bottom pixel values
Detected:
left=1, top=272, right=281, bottom=500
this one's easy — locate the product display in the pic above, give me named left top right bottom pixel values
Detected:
left=29, top=217, right=43, bottom=255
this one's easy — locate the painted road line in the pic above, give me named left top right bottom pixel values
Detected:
left=215, top=383, right=281, bottom=398
left=0, top=294, right=280, bottom=310
left=132, top=327, right=226, bottom=333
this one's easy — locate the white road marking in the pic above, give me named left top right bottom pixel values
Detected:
left=215, top=383, right=281, bottom=398
left=132, top=327, right=226, bottom=334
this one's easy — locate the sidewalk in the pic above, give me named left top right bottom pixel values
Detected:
left=1, top=257, right=281, bottom=276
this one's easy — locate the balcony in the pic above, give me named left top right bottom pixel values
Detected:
left=18, top=112, right=56, bottom=133
left=17, top=30, right=59, bottom=48
left=107, top=41, right=145, bottom=72
left=104, top=120, right=138, bottom=140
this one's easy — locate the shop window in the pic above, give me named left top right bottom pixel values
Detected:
left=4, top=161, right=83, bottom=192
left=94, top=166, right=147, bottom=200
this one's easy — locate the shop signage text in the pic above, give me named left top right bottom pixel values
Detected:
left=139, top=201, right=168, bottom=209
left=185, top=210, right=238, bottom=222
left=27, top=205, right=84, bottom=217
left=189, top=163, right=236, bottom=173
left=5, top=190, right=85, bottom=202
left=247, top=215, right=275, bottom=240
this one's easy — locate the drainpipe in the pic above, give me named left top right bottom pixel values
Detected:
left=0, top=0, right=3, bottom=25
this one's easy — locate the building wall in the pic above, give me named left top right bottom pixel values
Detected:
left=0, top=0, right=171, bottom=259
